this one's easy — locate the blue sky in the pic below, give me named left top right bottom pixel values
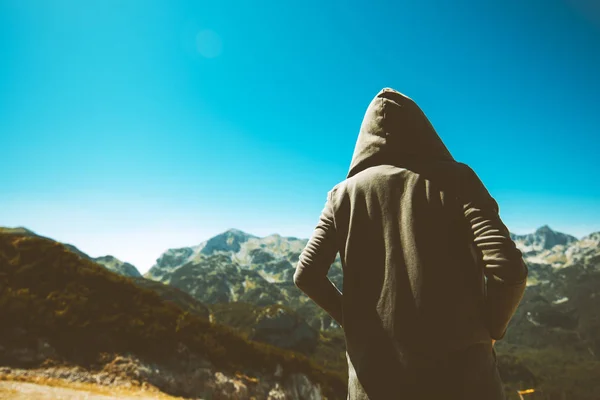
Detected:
left=1, top=0, right=599, bottom=272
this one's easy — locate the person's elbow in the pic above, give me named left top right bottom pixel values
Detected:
left=293, top=266, right=309, bottom=290
left=486, top=246, right=529, bottom=285
left=294, top=264, right=321, bottom=291
left=519, top=257, right=529, bottom=282
left=509, top=252, right=529, bottom=284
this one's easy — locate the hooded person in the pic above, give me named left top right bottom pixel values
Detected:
left=294, top=88, right=528, bottom=400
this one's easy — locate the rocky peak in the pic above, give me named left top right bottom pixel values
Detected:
left=200, top=229, right=256, bottom=255
left=511, top=225, right=578, bottom=254
left=93, top=255, right=142, bottom=278
left=535, top=224, right=553, bottom=234
left=153, top=247, right=195, bottom=272
left=582, top=232, right=600, bottom=243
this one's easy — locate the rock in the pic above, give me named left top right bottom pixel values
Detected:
left=0, top=353, right=327, bottom=400
left=274, top=364, right=283, bottom=378
left=268, top=383, right=287, bottom=400
left=285, top=373, right=322, bottom=400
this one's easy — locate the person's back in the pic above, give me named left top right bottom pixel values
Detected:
left=294, top=88, right=528, bottom=400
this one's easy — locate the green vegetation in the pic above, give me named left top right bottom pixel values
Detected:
left=132, top=278, right=211, bottom=319
left=496, top=345, right=600, bottom=400
left=210, top=302, right=348, bottom=373
left=495, top=260, right=600, bottom=399
left=0, top=232, right=347, bottom=399
left=2, top=227, right=600, bottom=399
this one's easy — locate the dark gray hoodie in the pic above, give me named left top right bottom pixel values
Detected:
left=294, top=88, right=528, bottom=399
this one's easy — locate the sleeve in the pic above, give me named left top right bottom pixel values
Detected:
left=293, top=190, right=343, bottom=326
left=461, top=165, right=529, bottom=340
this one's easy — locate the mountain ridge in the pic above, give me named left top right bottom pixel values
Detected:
left=148, top=225, right=596, bottom=275
left=0, top=227, right=142, bottom=278
left=144, top=224, right=599, bottom=332
left=2, top=225, right=600, bottom=398
left=146, top=225, right=591, bottom=277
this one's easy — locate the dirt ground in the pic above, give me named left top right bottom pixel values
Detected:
left=0, top=379, right=184, bottom=400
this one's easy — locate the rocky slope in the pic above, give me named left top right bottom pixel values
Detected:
left=511, top=225, right=578, bottom=255
left=502, top=228, right=600, bottom=355
left=0, top=355, right=324, bottom=400
left=145, top=229, right=343, bottom=331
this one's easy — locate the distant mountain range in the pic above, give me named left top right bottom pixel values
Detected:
left=142, top=225, right=597, bottom=323
left=2, top=224, right=600, bottom=398
left=143, top=224, right=600, bottom=394
left=144, top=228, right=343, bottom=331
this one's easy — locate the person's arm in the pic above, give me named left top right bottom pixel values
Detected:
left=461, top=165, right=529, bottom=340
left=293, top=191, right=343, bottom=326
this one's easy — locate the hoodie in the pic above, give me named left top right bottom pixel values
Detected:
left=294, top=88, right=528, bottom=399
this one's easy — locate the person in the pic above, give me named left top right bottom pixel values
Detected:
left=293, top=88, right=528, bottom=400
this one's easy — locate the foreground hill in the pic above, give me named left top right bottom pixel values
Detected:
left=0, top=227, right=209, bottom=319
left=1, top=227, right=142, bottom=278
left=0, top=231, right=346, bottom=399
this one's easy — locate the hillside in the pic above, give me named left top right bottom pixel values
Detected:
left=0, top=231, right=346, bottom=399
left=3, top=225, right=600, bottom=398
left=1, top=227, right=142, bottom=278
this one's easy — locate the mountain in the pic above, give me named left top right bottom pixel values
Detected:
left=145, top=229, right=343, bottom=330
left=145, top=226, right=592, bottom=330
left=0, top=230, right=346, bottom=399
left=63, top=245, right=142, bottom=278
left=511, top=225, right=578, bottom=255
left=0, top=226, right=142, bottom=278
left=94, top=255, right=142, bottom=278
left=513, top=227, right=599, bottom=286
left=4, top=224, right=599, bottom=398
left=503, top=228, right=600, bottom=349
left=146, top=226, right=600, bottom=398
left=0, top=226, right=210, bottom=319
left=492, top=227, right=600, bottom=398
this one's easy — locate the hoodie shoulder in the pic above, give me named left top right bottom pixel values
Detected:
left=454, top=163, right=499, bottom=211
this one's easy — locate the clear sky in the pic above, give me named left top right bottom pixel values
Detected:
left=1, top=0, right=599, bottom=273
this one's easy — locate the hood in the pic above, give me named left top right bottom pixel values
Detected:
left=347, top=88, right=455, bottom=178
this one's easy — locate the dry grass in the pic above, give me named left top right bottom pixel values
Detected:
left=0, top=386, right=20, bottom=396
left=0, top=374, right=183, bottom=399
